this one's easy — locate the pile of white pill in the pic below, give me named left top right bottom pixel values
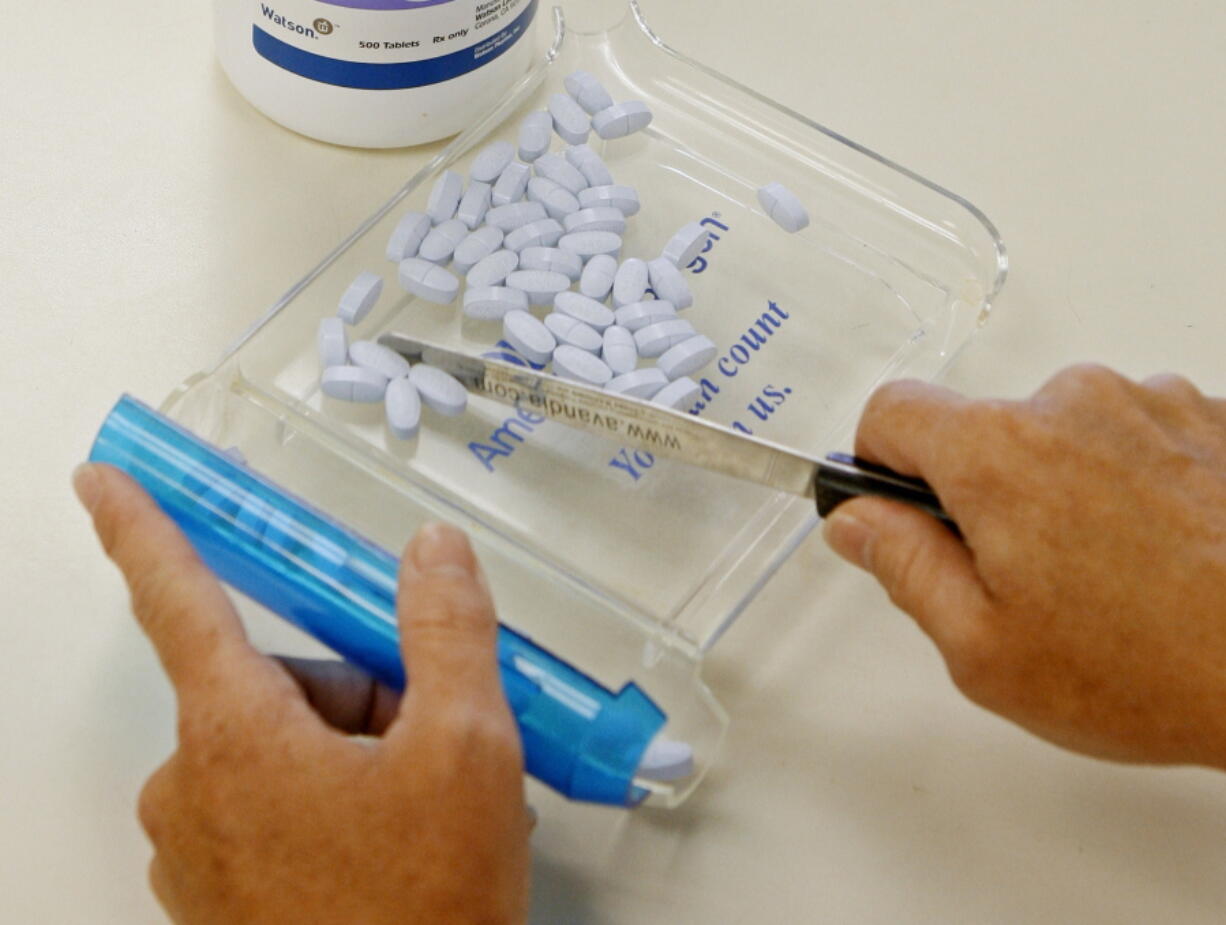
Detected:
left=319, top=68, right=811, bottom=444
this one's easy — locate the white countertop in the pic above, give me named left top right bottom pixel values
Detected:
left=6, top=2, right=1226, bottom=921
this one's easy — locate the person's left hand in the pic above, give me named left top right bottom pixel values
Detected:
left=75, top=462, right=532, bottom=925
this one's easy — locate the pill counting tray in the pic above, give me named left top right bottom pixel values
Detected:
left=160, top=0, right=1006, bottom=807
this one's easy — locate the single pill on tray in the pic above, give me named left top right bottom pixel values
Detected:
left=613, top=258, right=649, bottom=307
left=635, top=318, right=696, bottom=358
left=464, top=285, right=529, bottom=321
left=757, top=182, right=810, bottom=233
left=591, top=101, right=653, bottom=140
left=614, top=299, right=677, bottom=332
left=506, top=218, right=565, bottom=252
left=456, top=180, right=492, bottom=230
left=636, top=738, right=695, bottom=782
left=518, top=111, right=553, bottom=162
left=602, top=325, right=638, bottom=375
left=652, top=376, right=701, bottom=412
left=559, top=230, right=622, bottom=260
left=520, top=246, right=583, bottom=281
left=466, top=248, right=520, bottom=288
left=552, top=345, right=612, bottom=386
left=564, top=71, right=614, bottom=115
left=580, top=254, right=618, bottom=300
left=579, top=184, right=640, bottom=216
left=606, top=367, right=669, bottom=399
left=470, top=140, right=516, bottom=183
left=534, top=153, right=587, bottom=195
left=491, top=161, right=531, bottom=206
left=410, top=364, right=468, bottom=417
left=321, top=365, right=388, bottom=403
left=544, top=313, right=602, bottom=353
left=555, top=290, right=615, bottom=331
left=486, top=201, right=547, bottom=232
left=385, top=376, right=422, bottom=440
left=317, top=317, right=348, bottom=368
left=548, top=92, right=591, bottom=145
left=399, top=257, right=460, bottom=304
left=662, top=222, right=711, bottom=268
left=505, top=269, right=570, bottom=305
left=349, top=339, right=413, bottom=381
left=426, top=170, right=464, bottom=223
left=563, top=207, right=626, bottom=235
left=418, top=218, right=468, bottom=263
left=386, top=211, right=431, bottom=262
left=453, top=225, right=506, bottom=274
left=337, top=271, right=384, bottom=325
left=658, top=334, right=718, bottom=379
left=503, top=309, right=557, bottom=365
left=527, top=176, right=581, bottom=219
left=648, top=257, right=693, bottom=309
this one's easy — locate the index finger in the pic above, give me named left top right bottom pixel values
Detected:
left=854, top=380, right=968, bottom=480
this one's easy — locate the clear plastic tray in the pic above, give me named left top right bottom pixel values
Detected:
left=162, top=0, right=1006, bottom=806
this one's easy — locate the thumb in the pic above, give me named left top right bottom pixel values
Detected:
left=389, top=522, right=510, bottom=734
left=823, top=497, right=990, bottom=654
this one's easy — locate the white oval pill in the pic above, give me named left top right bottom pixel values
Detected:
left=652, top=377, right=702, bottom=412
left=337, top=271, right=384, bottom=325
left=386, top=211, right=431, bottom=262
left=662, top=221, right=710, bottom=269
left=518, top=110, right=552, bottom=163
left=317, top=317, right=348, bottom=368
left=635, top=319, right=696, bottom=358
left=470, top=140, right=516, bottom=183
left=503, top=309, right=557, bottom=364
left=548, top=92, right=591, bottom=145
left=647, top=257, right=693, bottom=309
left=563, top=207, right=626, bottom=235
left=349, top=340, right=412, bottom=381
left=636, top=738, right=694, bottom=782
left=520, top=246, right=583, bottom=281
left=505, top=269, right=570, bottom=306
left=758, top=182, right=810, bottom=233
left=559, top=230, right=622, bottom=260
left=552, top=345, right=612, bottom=386
left=410, top=364, right=468, bottom=417
left=564, top=71, right=614, bottom=115
left=658, top=335, right=718, bottom=379
left=579, top=184, right=641, bottom=216
left=591, top=100, right=653, bottom=139
left=554, top=291, right=615, bottom=331
left=505, top=218, right=565, bottom=252
left=426, top=170, right=464, bottom=223
left=418, top=218, right=468, bottom=264
left=565, top=145, right=613, bottom=186
left=463, top=285, right=528, bottom=321
left=601, top=325, right=638, bottom=375
left=544, top=313, right=602, bottom=353
left=614, top=299, right=677, bottom=332
left=565, top=143, right=598, bottom=168
left=491, top=160, right=531, bottom=206
left=579, top=254, right=617, bottom=300
left=534, top=153, right=587, bottom=195
left=456, top=181, right=492, bottom=230
left=527, top=176, right=581, bottom=220
left=486, top=201, right=547, bottom=232
left=606, top=367, right=669, bottom=399
left=385, top=377, right=422, bottom=440
left=612, top=258, right=649, bottom=308
left=453, top=225, right=505, bottom=274
left=466, top=249, right=520, bottom=288
left=398, top=258, right=460, bottom=305
left=321, top=365, right=388, bottom=403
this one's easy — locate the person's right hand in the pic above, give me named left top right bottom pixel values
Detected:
left=823, top=365, right=1226, bottom=769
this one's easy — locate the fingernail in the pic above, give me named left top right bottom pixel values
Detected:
left=410, top=521, right=474, bottom=575
left=822, top=509, right=874, bottom=571
left=72, top=463, right=102, bottom=513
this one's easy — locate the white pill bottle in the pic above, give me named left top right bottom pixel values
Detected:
left=214, top=0, right=540, bottom=148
